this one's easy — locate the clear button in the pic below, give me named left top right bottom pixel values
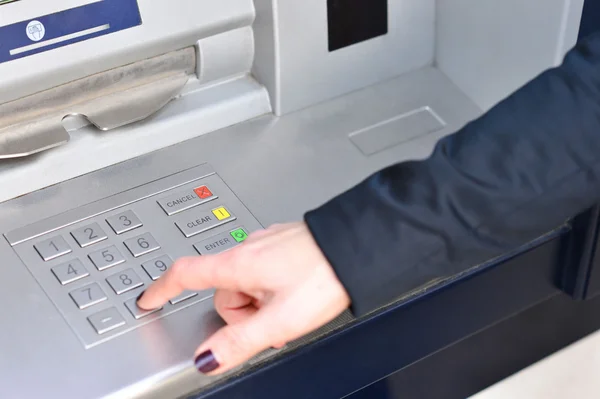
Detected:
left=175, top=207, right=236, bottom=238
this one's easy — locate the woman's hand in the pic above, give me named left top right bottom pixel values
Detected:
left=136, top=222, right=351, bottom=374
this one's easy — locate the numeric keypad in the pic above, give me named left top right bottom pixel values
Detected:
left=14, top=172, right=252, bottom=347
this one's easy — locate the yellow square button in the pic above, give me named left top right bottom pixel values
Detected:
left=212, top=207, right=231, bottom=220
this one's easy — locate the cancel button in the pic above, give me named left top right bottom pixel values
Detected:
left=157, top=189, right=217, bottom=216
left=175, top=208, right=235, bottom=238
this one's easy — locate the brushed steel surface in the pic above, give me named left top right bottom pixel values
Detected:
left=0, top=67, right=483, bottom=399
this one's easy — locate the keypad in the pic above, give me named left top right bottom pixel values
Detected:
left=69, top=283, right=108, bottom=309
left=123, top=233, right=160, bottom=258
left=52, top=259, right=89, bottom=285
left=71, top=223, right=108, bottom=248
left=88, top=307, right=125, bottom=335
left=10, top=170, right=262, bottom=348
left=34, top=236, right=71, bottom=261
left=142, top=255, right=172, bottom=281
left=88, top=245, right=126, bottom=271
left=106, top=211, right=143, bottom=235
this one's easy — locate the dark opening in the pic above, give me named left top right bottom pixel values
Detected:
left=327, top=0, right=388, bottom=52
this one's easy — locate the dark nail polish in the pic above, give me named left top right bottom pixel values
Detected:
left=194, top=350, right=220, bottom=373
left=136, top=291, right=150, bottom=310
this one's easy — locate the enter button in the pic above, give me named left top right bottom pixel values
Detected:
left=194, top=230, right=244, bottom=255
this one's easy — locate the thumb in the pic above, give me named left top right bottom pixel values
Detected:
left=193, top=311, right=275, bottom=374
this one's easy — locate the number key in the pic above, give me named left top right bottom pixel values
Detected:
left=142, top=255, right=172, bottom=280
left=124, top=233, right=160, bottom=258
left=52, top=259, right=89, bottom=285
left=88, top=245, right=125, bottom=271
left=34, top=236, right=71, bottom=261
left=69, top=283, right=107, bottom=309
left=106, top=268, right=143, bottom=295
left=71, top=223, right=108, bottom=248
left=106, top=211, right=142, bottom=235
left=124, top=297, right=162, bottom=319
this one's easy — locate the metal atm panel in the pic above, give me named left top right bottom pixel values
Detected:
left=0, top=1, right=590, bottom=398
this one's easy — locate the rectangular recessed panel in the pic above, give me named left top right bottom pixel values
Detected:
left=7, top=166, right=263, bottom=349
left=349, top=107, right=445, bottom=156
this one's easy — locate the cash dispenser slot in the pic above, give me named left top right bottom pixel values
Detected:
left=0, top=48, right=196, bottom=158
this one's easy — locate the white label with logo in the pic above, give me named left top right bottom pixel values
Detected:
left=26, top=20, right=45, bottom=42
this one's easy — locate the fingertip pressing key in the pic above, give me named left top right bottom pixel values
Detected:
left=135, top=291, right=148, bottom=309
left=136, top=290, right=157, bottom=311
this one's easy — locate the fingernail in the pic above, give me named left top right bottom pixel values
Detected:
left=136, top=291, right=150, bottom=310
left=194, top=350, right=220, bottom=374
left=136, top=291, right=145, bottom=302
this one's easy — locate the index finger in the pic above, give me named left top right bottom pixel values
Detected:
left=137, top=250, right=246, bottom=310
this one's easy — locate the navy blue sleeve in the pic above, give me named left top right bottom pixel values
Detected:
left=304, top=32, right=600, bottom=317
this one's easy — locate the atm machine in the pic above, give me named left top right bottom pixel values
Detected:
left=1, top=1, right=599, bottom=398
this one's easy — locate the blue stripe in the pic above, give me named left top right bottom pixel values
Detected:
left=0, top=0, right=141, bottom=64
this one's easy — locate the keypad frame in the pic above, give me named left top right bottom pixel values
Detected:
left=8, top=172, right=262, bottom=349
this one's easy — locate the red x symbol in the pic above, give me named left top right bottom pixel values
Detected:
left=194, top=186, right=213, bottom=199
